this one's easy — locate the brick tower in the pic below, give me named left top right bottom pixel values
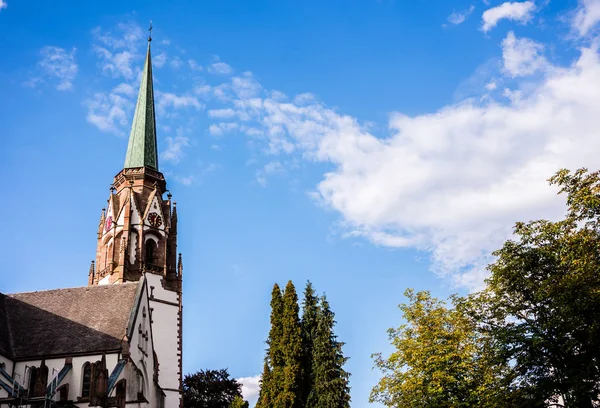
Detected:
left=88, top=31, right=184, bottom=408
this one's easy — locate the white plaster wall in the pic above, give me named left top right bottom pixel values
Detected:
left=127, top=278, right=160, bottom=407
left=145, top=273, right=180, bottom=408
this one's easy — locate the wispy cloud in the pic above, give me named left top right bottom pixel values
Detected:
left=207, top=56, right=233, bottom=75
left=446, top=5, right=475, bottom=26
left=573, top=0, right=600, bottom=36
left=208, top=122, right=238, bottom=136
left=157, top=91, right=203, bottom=111
left=92, top=22, right=145, bottom=79
left=161, top=129, right=191, bottom=164
left=153, top=53, right=167, bottom=68
left=0, top=0, right=7, bottom=11
left=255, top=161, right=284, bottom=187
left=85, top=92, right=132, bottom=135
left=481, top=1, right=536, bottom=32
left=28, top=46, right=78, bottom=91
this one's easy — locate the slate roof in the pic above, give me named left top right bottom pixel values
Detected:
left=0, top=283, right=140, bottom=360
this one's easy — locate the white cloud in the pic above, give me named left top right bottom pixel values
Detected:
left=573, top=0, right=600, bottom=36
left=255, top=161, right=284, bottom=186
left=175, top=175, right=195, bottom=186
left=170, top=56, right=183, bottom=69
left=447, top=5, right=476, bottom=25
left=501, top=31, right=547, bottom=77
left=36, top=46, right=78, bottom=90
left=485, top=80, right=498, bottom=90
left=207, top=56, right=233, bottom=75
left=153, top=53, right=167, bottom=68
left=0, top=0, right=7, bottom=11
left=92, top=23, right=145, bottom=79
left=231, top=73, right=262, bottom=99
left=188, top=59, right=203, bottom=71
left=208, top=108, right=237, bottom=118
left=482, top=1, right=536, bottom=32
left=161, top=134, right=190, bottom=163
left=208, top=122, right=238, bottom=136
left=85, top=92, right=132, bottom=135
left=157, top=91, right=203, bottom=110
left=112, top=83, right=136, bottom=97
left=237, top=375, right=261, bottom=407
left=208, top=42, right=600, bottom=289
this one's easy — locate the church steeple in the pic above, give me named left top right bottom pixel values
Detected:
left=90, top=31, right=180, bottom=290
left=124, top=36, right=158, bottom=170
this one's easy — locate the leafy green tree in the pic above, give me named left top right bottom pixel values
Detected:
left=183, top=369, right=245, bottom=408
left=256, top=284, right=284, bottom=408
left=307, top=295, right=351, bottom=408
left=300, top=281, right=319, bottom=405
left=471, top=168, right=600, bottom=407
left=370, top=290, right=510, bottom=408
left=277, top=281, right=304, bottom=408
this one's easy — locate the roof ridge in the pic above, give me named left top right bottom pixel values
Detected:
left=6, top=282, right=138, bottom=296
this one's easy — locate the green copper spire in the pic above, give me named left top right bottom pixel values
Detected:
left=124, top=33, right=158, bottom=170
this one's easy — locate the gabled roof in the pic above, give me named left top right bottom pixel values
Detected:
left=0, top=283, right=140, bottom=360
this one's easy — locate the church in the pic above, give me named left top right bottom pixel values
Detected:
left=0, top=34, right=183, bottom=408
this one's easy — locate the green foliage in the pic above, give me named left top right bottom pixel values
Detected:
left=472, top=168, right=600, bottom=406
left=278, top=281, right=304, bottom=408
left=257, top=281, right=351, bottom=408
left=372, top=168, right=600, bottom=407
left=300, top=281, right=319, bottom=405
left=256, top=284, right=284, bottom=408
left=229, top=396, right=249, bottom=408
left=183, top=369, right=244, bottom=408
left=307, top=295, right=351, bottom=408
left=370, top=290, right=509, bottom=407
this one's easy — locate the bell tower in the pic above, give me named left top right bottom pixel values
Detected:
left=89, top=33, right=180, bottom=292
left=88, top=31, right=184, bottom=408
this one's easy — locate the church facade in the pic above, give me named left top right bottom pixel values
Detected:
left=0, top=35, right=183, bottom=408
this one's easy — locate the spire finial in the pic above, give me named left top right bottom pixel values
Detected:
left=148, top=21, right=153, bottom=42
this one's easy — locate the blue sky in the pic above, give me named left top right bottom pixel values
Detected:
left=2, top=0, right=600, bottom=406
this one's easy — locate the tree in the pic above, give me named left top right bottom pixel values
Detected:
left=300, top=281, right=319, bottom=405
left=256, top=284, right=284, bottom=408
left=278, top=280, right=304, bottom=408
left=307, top=295, right=351, bottom=408
left=229, top=396, right=249, bottom=408
left=370, top=289, right=510, bottom=408
left=183, top=369, right=246, bottom=408
left=471, top=168, right=600, bottom=407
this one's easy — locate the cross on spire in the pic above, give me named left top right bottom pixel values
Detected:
left=148, top=21, right=153, bottom=42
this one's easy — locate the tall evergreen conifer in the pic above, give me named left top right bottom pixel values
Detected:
left=256, top=284, right=284, bottom=408
left=307, top=295, right=351, bottom=408
left=278, top=281, right=304, bottom=408
left=300, top=281, right=319, bottom=404
left=255, top=361, right=271, bottom=408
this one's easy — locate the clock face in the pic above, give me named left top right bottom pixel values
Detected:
left=147, top=212, right=162, bottom=228
left=105, top=216, right=113, bottom=232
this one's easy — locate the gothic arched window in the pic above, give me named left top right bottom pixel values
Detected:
left=81, top=362, right=92, bottom=397
left=145, top=239, right=157, bottom=264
